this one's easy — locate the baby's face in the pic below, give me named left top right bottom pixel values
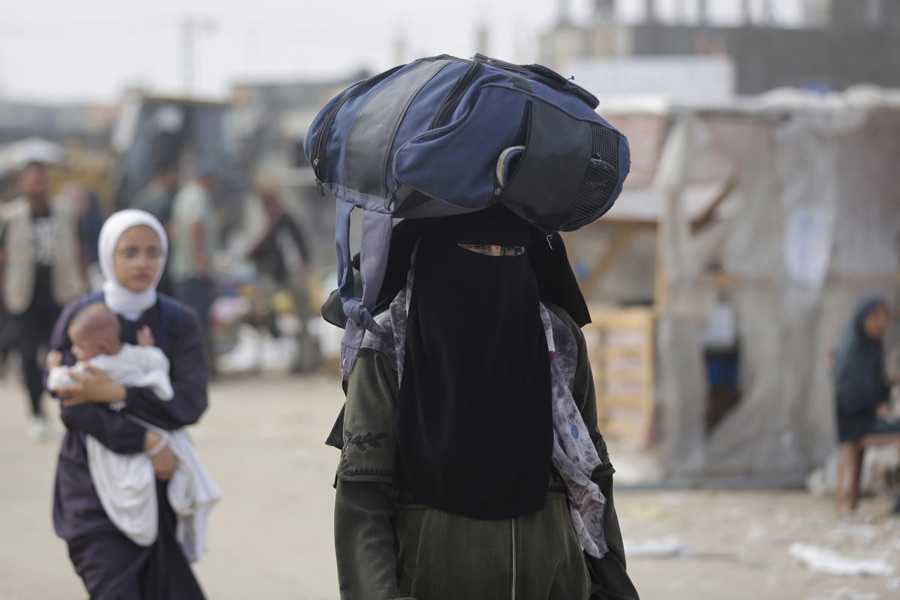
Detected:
left=69, top=330, right=109, bottom=362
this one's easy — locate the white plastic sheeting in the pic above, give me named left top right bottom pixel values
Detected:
left=654, top=117, right=708, bottom=476
left=649, top=89, right=900, bottom=481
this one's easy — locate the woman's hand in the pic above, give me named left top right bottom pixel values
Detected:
left=876, top=402, right=892, bottom=421
left=56, top=366, right=127, bottom=408
left=46, top=350, right=63, bottom=370
left=136, top=325, right=155, bottom=347
left=144, top=431, right=178, bottom=481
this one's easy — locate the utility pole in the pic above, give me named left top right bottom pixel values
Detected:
left=392, top=31, right=407, bottom=66
left=740, top=0, right=753, bottom=26
left=645, top=0, right=658, bottom=24
left=181, top=16, right=216, bottom=96
left=760, top=0, right=775, bottom=26
left=593, top=0, right=616, bottom=23
left=476, top=24, right=490, bottom=56
left=673, top=0, right=687, bottom=24
left=557, top=0, right=572, bottom=25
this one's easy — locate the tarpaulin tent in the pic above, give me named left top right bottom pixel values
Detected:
left=586, top=88, right=900, bottom=485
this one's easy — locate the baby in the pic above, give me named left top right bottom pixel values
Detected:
left=48, top=303, right=220, bottom=560
left=47, top=302, right=173, bottom=404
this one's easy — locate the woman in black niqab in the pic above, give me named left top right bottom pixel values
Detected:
left=329, top=205, right=640, bottom=600
left=396, top=205, right=552, bottom=519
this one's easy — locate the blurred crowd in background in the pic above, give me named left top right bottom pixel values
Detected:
left=0, top=120, right=323, bottom=440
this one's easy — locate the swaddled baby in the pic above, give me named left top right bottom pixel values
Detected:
left=48, top=302, right=172, bottom=404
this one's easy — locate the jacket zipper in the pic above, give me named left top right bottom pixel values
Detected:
left=312, top=64, right=404, bottom=184
left=429, top=60, right=482, bottom=130
left=510, top=518, right=517, bottom=600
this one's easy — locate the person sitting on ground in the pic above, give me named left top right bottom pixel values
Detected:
left=833, top=295, right=900, bottom=514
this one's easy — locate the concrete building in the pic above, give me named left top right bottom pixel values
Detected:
left=0, top=102, right=118, bottom=147
left=230, top=72, right=368, bottom=169
left=539, top=0, right=900, bottom=95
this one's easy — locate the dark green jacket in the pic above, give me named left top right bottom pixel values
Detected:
left=334, top=305, right=639, bottom=600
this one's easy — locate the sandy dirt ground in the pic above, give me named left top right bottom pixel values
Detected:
left=1, top=372, right=898, bottom=600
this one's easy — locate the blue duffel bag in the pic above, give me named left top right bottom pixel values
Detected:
left=304, top=53, right=630, bottom=375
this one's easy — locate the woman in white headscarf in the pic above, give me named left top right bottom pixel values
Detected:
left=49, top=209, right=209, bottom=599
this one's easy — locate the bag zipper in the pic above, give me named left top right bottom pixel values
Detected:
left=429, top=60, right=483, bottom=130
left=312, top=64, right=405, bottom=185
left=474, top=53, right=597, bottom=107
left=474, top=53, right=564, bottom=89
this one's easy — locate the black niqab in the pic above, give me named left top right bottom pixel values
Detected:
left=338, top=216, right=591, bottom=327
left=396, top=205, right=553, bottom=519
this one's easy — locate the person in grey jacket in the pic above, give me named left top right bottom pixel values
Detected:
left=0, top=161, right=85, bottom=439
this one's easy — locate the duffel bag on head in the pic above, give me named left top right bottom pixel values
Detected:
left=304, top=53, right=630, bottom=377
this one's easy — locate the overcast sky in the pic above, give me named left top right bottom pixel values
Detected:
left=0, top=0, right=804, bottom=103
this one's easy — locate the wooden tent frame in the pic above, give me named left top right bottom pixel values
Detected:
left=578, top=174, right=737, bottom=444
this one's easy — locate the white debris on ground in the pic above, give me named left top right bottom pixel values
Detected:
left=789, top=543, right=894, bottom=577
left=807, top=588, right=880, bottom=600
left=614, top=481, right=900, bottom=599
left=217, top=323, right=299, bottom=373
left=624, top=535, right=690, bottom=558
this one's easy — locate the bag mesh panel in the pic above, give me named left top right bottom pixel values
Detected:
left=562, top=123, right=620, bottom=229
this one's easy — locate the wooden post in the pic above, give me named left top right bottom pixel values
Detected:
left=582, top=225, right=638, bottom=298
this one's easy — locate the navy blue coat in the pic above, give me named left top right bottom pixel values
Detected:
left=50, top=293, right=208, bottom=598
left=834, top=296, right=890, bottom=443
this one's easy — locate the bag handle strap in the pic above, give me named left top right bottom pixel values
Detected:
left=335, top=196, right=393, bottom=376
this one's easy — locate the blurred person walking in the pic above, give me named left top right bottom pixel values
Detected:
left=0, top=191, right=10, bottom=374
left=169, top=165, right=218, bottom=371
left=0, top=161, right=85, bottom=439
left=247, top=182, right=310, bottom=288
left=833, top=296, right=900, bottom=514
left=79, top=190, right=106, bottom=290
left=58, top=183, right=106, bottom=291
left=0, top=302, right=14, bottom=374
left=50, top=209, right=209, bottom=599
left=246, top=182, right=315, bottom=371
left=134, top=159, right=180, bottom=295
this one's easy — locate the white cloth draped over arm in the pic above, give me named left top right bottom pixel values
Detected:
left=165, top=429, right=223, bottom=563
left=85, top=436, right=159, bottom=546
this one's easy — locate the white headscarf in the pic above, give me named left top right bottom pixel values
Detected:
left=98, top=210, right=168, bottom=321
